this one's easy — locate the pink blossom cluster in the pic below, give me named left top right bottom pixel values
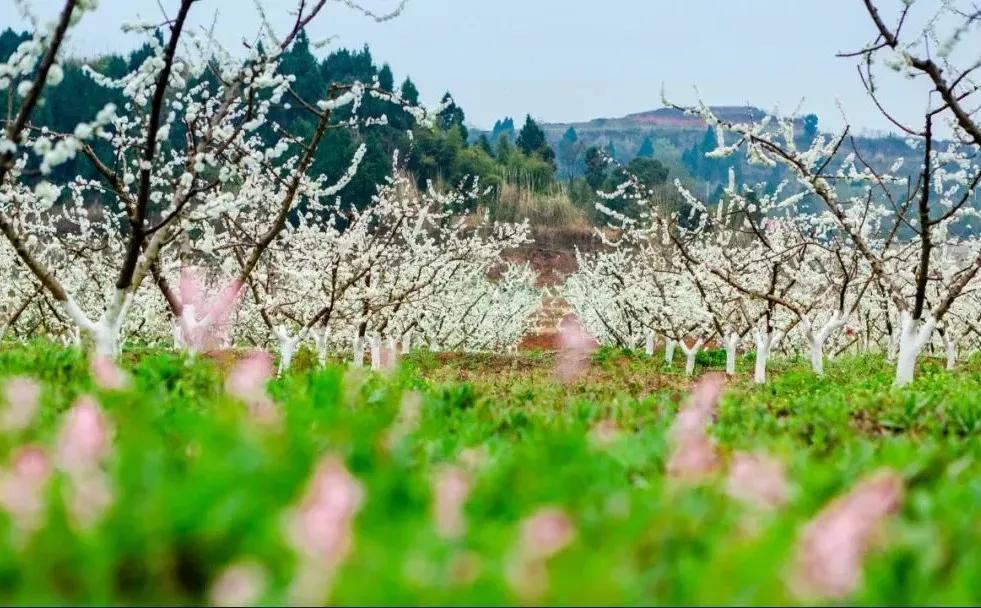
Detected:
left=554, top=315, right=599, bottom=382
left=507, top=507, right=576, bottom=601
left=284, top=456, right=364, bottom=604
left=54, top=396, right=114, bottom=527
left=432, top=465, right=471, bottom=540
left=791, top=471, right=904, bottom=599
left=666, top=373, right=725, bottom=479
left=225, top=350, right=279, bottom=425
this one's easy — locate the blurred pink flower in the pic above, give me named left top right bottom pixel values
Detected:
left=666, top=374, right=725, bottom=480
left=90, top=355, right=129, bottom=390
left=666, top=433, right=721, bottom=480
left=0, top=444, right=51, bottom=532
left=285, top=456, right=364, bottom=605
left=225, top=350, right=274, bottom=403
left=1, top=376, right=41, bottom=432
left=209, top=560, right=267, bottom=607
left=670, top=372, right=725, bottom=440
left=54, top=396, right=114, bottom=527
left=177, top=267, right=243, bottom=352
left=285, top=456, right=364, bottom=564
left=791, top=470, right=904, bottom=600
left=726, top=451, right=790, bottom=510
left=55, top=396, right=111, bottom=474
left=508, top=507, right=576, bottom=601
left=554, top=314, right=598, bottom=382
left=519, top=507, right=576, bottom=560
left=433, top=465, right=470, bottom=539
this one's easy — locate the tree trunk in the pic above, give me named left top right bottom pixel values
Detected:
left=894, top=311, right=936, bottom=387
left=679, top=338, right=705, bottom=377
left=753, top=329, right=773, bottom=385
left=314, top=328, right=330, bottom=367
left=664, top=339, right=676, bottom=367
left=724, top=332, right=739, bottom=375
left=370, top=335, right=382, bottom=370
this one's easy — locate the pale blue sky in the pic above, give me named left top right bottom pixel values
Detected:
left=2, top=0, right=940, bottom=134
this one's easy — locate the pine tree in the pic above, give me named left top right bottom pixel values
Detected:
left=400, top=77, right=419, bottom=104
left=378, top=63, right=394, bottom=92
left=636, top=135, right=655, bottom=158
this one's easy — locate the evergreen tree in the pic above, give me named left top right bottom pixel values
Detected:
left=491, top=117, right=515, bottom=141
left=636, top=135, right=655, bottom=158
left=584, top=146, right=608, bottom=191
left=496, top=132, right=513, bottom=157
left=400, top=77, right=419, bottom=104
left=516, top=115, right=555, bottom=167
left=476, top=134, right=495, bottom=158
left=557, top=126, right=582, bottom=181
left=378, top=63, right=394, bottom=91
left=437, top=92, right=467, bottom=139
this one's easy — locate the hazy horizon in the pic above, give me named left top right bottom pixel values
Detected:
left=1, top=0, right=941, bottom=135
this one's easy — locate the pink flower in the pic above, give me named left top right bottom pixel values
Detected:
left=284, top=456, right=364, bottom=605
left=225, top=350, right=273, bottom=403
left=666, top=433, right=721, bottom=480
left=725, top=451, right=790, bottom=510
left=285, top=456, right=364, bottom=564
left=90, top=355, right=129, bottom=390
left=508, top=507, right=576, bottom=601
left=1, top=376, right=41, bottom=432
left=666, top=374, right=726, bottom=480
left=519, top=507, right=575, bottom=560
left=177, top=267, right=243, bottom=353
left=0, top=444, right=51, bottom=532
left=55, top=396, right=111, bottom=474
left=209, top=560, right=267, bottom=607
left=791, top=470, right=904, bottom=600
left=671, top=372, right=725, bottom=438
left=432, top=465, right=470, bottom=539
left=554, top=315, right=598, bottom=382
left=54, top=397, right=114, bottom=527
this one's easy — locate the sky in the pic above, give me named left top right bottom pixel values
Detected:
left=1, top=0, right=943, bottom=135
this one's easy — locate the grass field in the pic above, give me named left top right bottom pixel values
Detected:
left=0, top=343, right=978, bottom=605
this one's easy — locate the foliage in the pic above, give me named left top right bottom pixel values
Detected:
left=0, top=343, right=977, bottom=604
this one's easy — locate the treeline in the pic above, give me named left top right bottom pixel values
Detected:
left=0, top=28, right=565, bottom=214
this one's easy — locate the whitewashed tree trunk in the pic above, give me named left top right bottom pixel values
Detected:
left=370, top=335, right=382, bottom=370
left=272, top=325, right=305, bottom=375
left=894, top=311, right=937, bottom=387
left=724, top=332, right=739, bottom=375
left=63, top=289, right=132, bottom=359
left=664, top=339, right=676, bottom=367
left=645, top=331, right=656, bottom=357
left=803, top=311, right=847, bottom=376
left=386, top=336, right=399, bottom=370
left=314, top=328, right=330, bottom=367
left=401, top=332, right=412, bottom=354
left=679, top=338, right=705, bottom=377
left=753, top=328, right=777, bottom=385
left=352, top=334, right=365, bottom=367
left=941, top=328, right=958, bottom=371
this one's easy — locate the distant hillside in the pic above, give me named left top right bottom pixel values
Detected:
left=517, top=105, right=913, bottom=200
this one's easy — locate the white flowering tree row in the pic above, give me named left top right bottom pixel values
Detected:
left=0, top=0, right=539, bottom=367
left=564, top=0, right=981, bottom=387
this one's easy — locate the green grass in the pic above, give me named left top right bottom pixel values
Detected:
left=0, top=342, right=977, bottom=605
